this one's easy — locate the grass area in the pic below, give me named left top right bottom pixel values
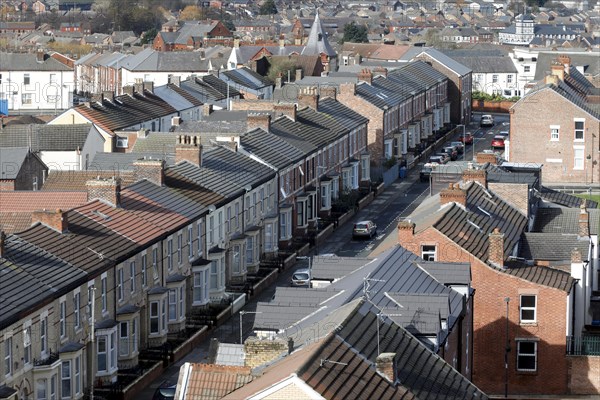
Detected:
left=575, top=194, right=600, bottom=204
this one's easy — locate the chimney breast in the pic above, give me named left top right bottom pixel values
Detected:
left=376, top=353, right=396, bottom=382
left=175, top=135, right=203, bottom=167
left=358, top=68, right=373, bottom=85
left=298, top=87, right=318, bottom=110
left=32, top=209, right=69, bottom=233
left=397, top=220, right=415, bottom=245
left=462, top=168, right=487, bottom=188
left=247, top=113, right=271, bottom=133
left=440, top=183, right=467, bottom=207
left=86, top=177, right=121, bottom=207
left=274, top=103, right=297, bottom=122
left=133, top=158, right=165, bottom=186
left=488, top=228, right=505, bottom=268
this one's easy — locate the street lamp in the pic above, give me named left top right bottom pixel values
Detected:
left=239, top=310, right=261, bottom=344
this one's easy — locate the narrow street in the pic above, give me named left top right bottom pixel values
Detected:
left=139, top=115, right=503, bottom=398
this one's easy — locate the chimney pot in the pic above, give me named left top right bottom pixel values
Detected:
left=440, top=184, right=467, bottom=207
left=86, top=177, right=121, bottom=207
left=175, top=135, right=203, bottom=167
left=298, top=86, right=319, bottom=110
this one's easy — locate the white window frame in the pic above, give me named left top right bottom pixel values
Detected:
left=40, top=311, right=48, bottom=358
left=167, top=237, right=173, bottom=271
left=384, top=139, right=393, bottom=159
left=59, top=298, right=67, bottom=339
left=296, top=197, right=308, bottom=228
left=168, top=289, right=177, bottom=321
left=61, top=359, right=71, bottom=399
left=101, top=273, right=107, bottom=313
left=550, top=125, right=559, bottom=141
left=149, top=301, right=160, bottom=335
left=96, top=327, right=117, bottom=376
left=421, top=245, right=437, bottom=261
left=361, top=155, right=370, bottom=181
left=574, top=118, right=585, bottom=141
left=197, top=220, right=203, bottom=255
left=520, top=294, right=537, bottom=323
left=246, top=235, right=255, bottom=265
left=119, top=321, right=129, bottom=357
left=23, top=322, right=31, bottom=366
left=193, top=268, right=210, bottom=305
left=279, top=207, right=292, bottom=240
left=177, top=232, right=183, bottom=266
left=574, top=147, right=585, bottom=170
left=179, top=286, right=184, bottom=320
left=320, top=181, right=331, bottom=211
left=130, top=261, right=136, bottom=294
left=152, top=247, right=159, bottom=281
left=117, top=267, right=124, bottom=302
left=516, top=340, right=538, bottom=372
left=4, top=335, right=12, bottom=377
left=232, top=243, right=242, bottom=274
left=188, top=225, right=194, bottom=259
left=264, top=219, right=277, bottom=252
left=73, top=291, right=81, bottom=331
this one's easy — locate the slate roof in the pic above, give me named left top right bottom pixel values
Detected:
left=302, top=12, right=336, bottom=57
left=539, top=187, right=598, bottom=208
left=310, top=256, right=375, bottom=281
left=153, top=85, right=201, bottom=112
left=0, top=147, right=31, bottom=179
left=272, top=287, right=341, bottom=306
left=384, top=292, right=449, bottom=336
left=534, top=52, right=600, bottom=81
left=414, top=261, right=471, bottom=285
left=432, top=182, right=527, bottom=263
left=502, top=260, right=575, bottom=291
left=166, top=145, right=275, bottom=200
left=73, top=91, right=178, bottom=134
left=179, top=75, right=241, bottom=103
left=129, top=133, right=178, bottom=155
left=222, top=67, right=272, bottom=90
left=254, top=303, right=321, bottom=331
left=0, top=233, right=84, bottom=329
left=0, top=52, right=72, bottom=71
left=121, top=49, right=217, bottom=72
left=533, top=207, right=600, bottom=235
left=298, top=300, right=488, bottom=400
left=42, top=170, right=135, bottom=191
left=317, top=97, right=369, bottom=132
left=177, top=364, right=253, bottom=400
left=412, top=47, right=472, bottom=76
left=239, top=128, right=305, bottom=170
left=90, top=152, right=176, bottom=172
left=445, top=55, right=518, bottom=74
left=519, top=232, right=590, bottom=261
left=0, top=124, right=98, bottom=151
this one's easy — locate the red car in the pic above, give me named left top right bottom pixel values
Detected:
left=491, top=135, right=505, bottom=149
left=459, top=133, right=473, bottom=145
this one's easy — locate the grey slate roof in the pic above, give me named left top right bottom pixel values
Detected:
left=534, top=52, right=600, bottom=81
left=0, top=147, right=30, bottom=179
left=129, top=133, right=180, bottom=156
left=415, top=261, right=471, bottom=285
left=0, top=53, right=72, bottom=71
left=411, top=47, right=472, bottom=76
left=0, top=124, right=97, bottom=152
left=222, top=67, right=272, bottom=90
left=0, top=233, right=84, bottom=329
left=540, top=187, right=598, bottom=208
left=533, top=207, right=600, bottom=235
left=253, top=303, right=318, bottom=331
left=301, top=12, right=336, bottom=57
left=445, top=55, right=518, bottom=74
left=310, top=256, right=375, bottom=281
left=271, top=287, right=341, bottom=306
left=121, top=48, right=218, bottom=72
left=383, top=292, right=448, bottom=336
left=502, top=260, right=575, bottom=291
left=90, top=152, right=175, bottom=172
left=298, top=300, right=488, bottom=400
left=240, top=128, right=306, bottom=170
left=317, top=97, right=369, bottom=131
left=519, top=232, right=590, bottom=261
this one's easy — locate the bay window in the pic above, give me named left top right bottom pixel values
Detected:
left=232, top=244, right=242, bottom=274
left=61, top=360, right=71, bottom=398
left=320, top=181, right=331, bottom=210
left=246, top=236, right=255, bottom=265
left=168, top=289, right=177, bottom=321
left=279, top=206, right=292, bottom=240
left=360, top=155, right=370, bottom=181
left=193, top=267, right=209, bottom=305
left=264, top=218, right=277, bottom=252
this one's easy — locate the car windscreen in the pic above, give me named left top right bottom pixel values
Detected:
left=355, top=223, right=368, bottom=229
left=293, top=273, right=309, bottom=280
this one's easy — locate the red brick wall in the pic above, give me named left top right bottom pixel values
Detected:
left=510, top=88, right=600, bottom=185
left=0, top=180, right=14, bottom=190
left=399, top=228, right=569, bottom=395
left=337, top=85, right=385, bottom=165
left=568, top=356, right=600, bottom=394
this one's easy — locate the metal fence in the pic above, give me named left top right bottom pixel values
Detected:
left=566, top=335, right=600, bottom=355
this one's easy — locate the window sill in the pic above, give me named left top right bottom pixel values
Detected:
left=516, top=370, right=538, bottom=376
left=96, top=368, right=118, bottom=378
left=520, top=322, right=537, bottom=327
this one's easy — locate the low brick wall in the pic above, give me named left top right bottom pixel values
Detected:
left=373, top=182, right=385, bottom=196
left=358, top=192, right=374, bottom=210
left=123, top=362, right=164, bottom=400
left=215, top=305, right=233, bottom=327
left=472, top=100, right=515, bottom=113
left=314, top=223, right=335, bottom=248
left=282, top=253, right=296, bottom=270
left=171, top=326, right=210, bottom=364
left=337, top=209, right=355, bottom=227
left=250, top=269, right=279, bottom=297
left=568, top=355, right=600, bottom=394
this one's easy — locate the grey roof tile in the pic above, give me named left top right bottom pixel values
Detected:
left=0, top=147, right=30, bottom=179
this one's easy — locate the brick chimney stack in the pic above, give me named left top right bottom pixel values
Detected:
left=476, top=152, right=497, bottom=165
left=298, top=87, right=319, bottom=110
left=358, top=68, right=373, bottom=85
left=579, top=200, right=589, bottom=237
left=488, top=228, right=505, bottom=268
left=274, top=103, right=297, bottom=122
left=133, top=158, right=165, bottom=186
left=320, top=86, right=336, bottom=100
left=558, top=54, right=571, bottom=72
left=373, top=66, right=388, bottom=78
left=550, top=61, right=565, bottom=81
left=86, top=177, right=121, bottom=207
left=440, top=183, right=467, bottom=207
left=571, top=248, right=582, bottom=264
left=175, top=135, right=203, bottom=167
left=247, top=113, right=271, bottom=133
left=397, top=220, right=415, bottom=245
left=32, top=209, right=69, bottom=233
left=376, top=353, right=396, bottom=382
left=462, top=168, right=487, bottom=188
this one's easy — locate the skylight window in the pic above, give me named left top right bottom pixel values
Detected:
left=477, top=206, right=491, bottom=218
left=467, top=219, right=482, bottom=232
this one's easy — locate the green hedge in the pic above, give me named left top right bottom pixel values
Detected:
left=472, top=91, right=520, bottom=102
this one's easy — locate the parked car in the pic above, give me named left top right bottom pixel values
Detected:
left=420, top=163, right=436, bottom=182
left=459, top=133, right=474, bottom=145
left=443, top=145, right=459, bottom=161
left=491, top=135, right=505, bottom=149
left=480, top=115, right=494, bottom=127
left=353, top=220, right=377, bottom=239
left=450, top=141, right=464, bottom=154
left=153, top=384, right=176, bottom=400
left=428, top=155, right=445, bottom=165
left=291, top=268, right=311, bottom=287
left=498, top=130, right=509, bottom=138
left=435, top=152, right=450, bottom=164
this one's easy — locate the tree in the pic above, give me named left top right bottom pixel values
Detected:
left=180, top=5, right=203, bottom=21
left=341, top=22, right=368, bottom=43
left=140, top=28, right=158, bottom=45
left=259, top=0, right=277, bottom=15
left=267, top=59, right=297, bottom=82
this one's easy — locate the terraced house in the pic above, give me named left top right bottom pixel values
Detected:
left=396, top=163, right=598, bottom=396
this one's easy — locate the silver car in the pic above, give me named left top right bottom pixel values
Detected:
left=291, top=268, right=311, bottom=287
left=353, top=220, right=377, bottom=239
